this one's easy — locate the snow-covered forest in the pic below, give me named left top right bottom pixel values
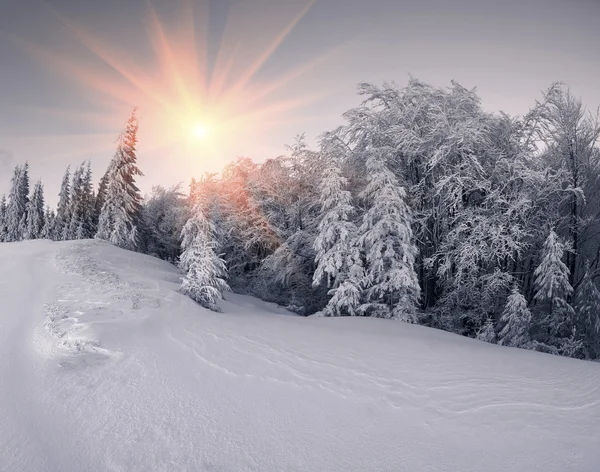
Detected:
left=2, top=78, right=600, bottom=361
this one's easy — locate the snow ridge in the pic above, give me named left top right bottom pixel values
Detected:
left=42, top=240, right=161, bottom=367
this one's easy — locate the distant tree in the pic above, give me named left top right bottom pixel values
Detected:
left=17, top=162, right=30, bottom=236
left=67, top=162, right=95, bottom=239
left=54, top=166, right=71, bottom=240
left=5, top=164, right=29, bottom=242
left=93, top=168, right=110, bottom=227
left=41, top=206, right=56, bottom=240
left=24, top=180, right=45, bottom=240
left=65, top=164, right=83, bottom=240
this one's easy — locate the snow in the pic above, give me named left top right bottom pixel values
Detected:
left=1, top=240, right=599, bottom=472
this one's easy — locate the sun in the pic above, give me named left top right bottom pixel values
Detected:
left=190, top=122, right=209, bottom=140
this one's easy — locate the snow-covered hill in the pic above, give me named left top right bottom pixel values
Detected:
left=1, top=240, right=599, bottom=472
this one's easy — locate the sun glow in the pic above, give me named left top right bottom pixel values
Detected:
left=190, top=123, right=209, bottom=140
left=13, top=0, right=346, bottom=175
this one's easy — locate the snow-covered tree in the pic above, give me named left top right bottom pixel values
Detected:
left=573, top=265, right=600, bottom=359
left=5, top=164, right=29, bottom=242
left=54, top=166, right=71, bottom=240
left=537, top=84, right=600, bottom=288
left=498, top=287, right=531, bottom=347
left=0, top=194, right=7, bottom=242
left=65, top=165, right=83, bottom=240
left=533, top=230, right=574, bottom=311
left=358, top=150, right=420, bottom=320
left=17, top=162, right=30, bottom=236
left=141, top=185, right=187, bottom=261
left=476, top=318, right=496, bottom=343
left=532, top=229, right=576, bottom=346
left=322, top=261, right=364, bottom=317
left=179, top=206, right=230, bottom=311
left=97, top=110, right=144, bottom=250
left=67, top=162, right=95, bottom=239
left=312, top=159, right=363, bottom=316
left=24, top=180, right=45, bottom=240
left=313, top=164, right=356, bottom=286
left=94, top=168, right=110, bottom=226
left=41, top=206, right=56, bottom=240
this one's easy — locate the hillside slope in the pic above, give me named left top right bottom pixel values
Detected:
left=0, top=240, right=599, bottom=472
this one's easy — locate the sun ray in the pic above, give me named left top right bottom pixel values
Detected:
left=145, top=2, right=197, bottom=111
left=229, top=0, right=317, bottom=95
left=53, top=13, right=175, bottom=113
left=14, top=0, right=338, bottom=171
left=229, top=42, right=348, bottom=112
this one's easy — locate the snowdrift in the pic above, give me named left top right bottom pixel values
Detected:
left=0, top=240, right=599, bottom=472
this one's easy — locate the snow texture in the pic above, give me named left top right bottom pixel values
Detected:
left=1, top=240, right=599, bottom=471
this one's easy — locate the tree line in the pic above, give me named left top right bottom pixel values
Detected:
left=1, top=79, right=599, bottom=361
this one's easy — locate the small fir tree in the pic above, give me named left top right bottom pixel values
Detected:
left=498, top=286, right=532, bottom=347
left=179, top=206, right=230, bottom=311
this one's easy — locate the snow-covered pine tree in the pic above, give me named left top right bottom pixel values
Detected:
left=65, top=165, right=83, bottom=240
left=80, top=162, right=96, bottom=237
left=66, top=162, right=95, bottom=240
left=357, top=149, right=420, bottom=321
left=179, top=205, right=230, bottom=311
left=94, top=168, right=110, bottom=227
left=533, top=229, right=575, bottom=336
left=476, top=318, right=496, bottom=343
left=573, top=264, right=600, bottom=359
left=96, top=110, right=144, bottom=250
left=54, top=166, right=71, bottom=241
left=41, top=206, right=56, bottom=240
left=24, top=180, right=45, bottom=240
left=312, top=162, right=363, bottom=316
left=0, top=194, right=7, bottom=242
left=5, top=164, right=29, bottom=242
left=498, top=286, right=531, bottom=347
left=17, top=162, right=30, bottom=237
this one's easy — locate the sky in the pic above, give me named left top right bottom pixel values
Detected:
left=0, top=0, right=599, bottom=206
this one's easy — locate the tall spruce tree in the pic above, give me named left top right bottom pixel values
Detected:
left=96, top=110, right=144, bottom=250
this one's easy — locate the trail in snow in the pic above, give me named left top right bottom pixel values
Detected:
left=1, top=240, right=599, bottom=472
